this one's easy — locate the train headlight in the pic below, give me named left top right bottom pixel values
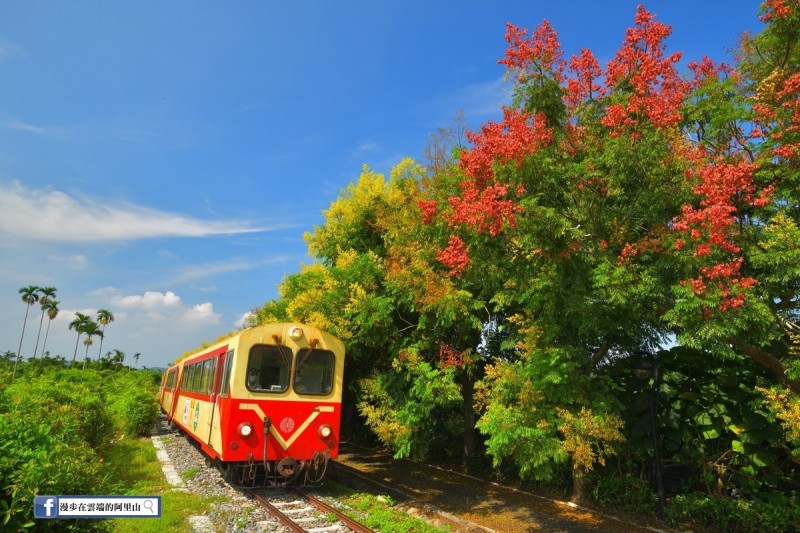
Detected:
left=318, top=424, right=332, bottom=438
left=289, top=326, right=304, bottom=341
left=238, top=422, right=254, bottom=437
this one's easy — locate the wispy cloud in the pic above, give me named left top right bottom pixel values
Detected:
left=451, top=76, right=510, bottom=121
left=0, top=39, right=26, bottom=63
left=3, top=119, right=67, bottom=139
left=46, top=253, right=89, bottom=270
left=168, top=256, right=293, bottom=285
left=0, top=181, right=270, bottom=243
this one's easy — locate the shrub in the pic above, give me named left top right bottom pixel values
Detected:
left=118, top=388, right=159, bottom=436
left=0, top=389, right=106, bottom=531
left=7, top=375, right=114, bottom=449
left=589, top=473, right=657, bottom=515
left=669, top=492, right=800, bottom=533
left=106, top=371, right=160, bottom=436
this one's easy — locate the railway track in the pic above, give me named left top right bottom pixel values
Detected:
left=246, top=487, right=375, bottom=533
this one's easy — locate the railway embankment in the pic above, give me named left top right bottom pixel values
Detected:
left=333, top=443, right=672, bottom=533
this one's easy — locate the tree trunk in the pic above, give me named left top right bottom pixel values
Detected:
left=460, top=370, right=477, bottom=470
left=571, top=462, right=587, bottom=504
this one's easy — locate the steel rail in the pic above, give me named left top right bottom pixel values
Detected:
left=296, top=488, right=376, bottom=533
left=246, top=489, right=305, bottom=533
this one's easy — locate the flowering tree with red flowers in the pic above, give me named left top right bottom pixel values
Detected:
left=422, top=2, right=800, bottom=499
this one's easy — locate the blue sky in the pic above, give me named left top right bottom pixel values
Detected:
left=0, top=1, right=763, bottom=369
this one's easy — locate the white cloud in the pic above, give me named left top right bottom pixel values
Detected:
left=235, top=311, right=255, bottom=328
left=0, top=181, right=267, bottom=243
left=182, top=302, right=220, bottom=324
left=111, top=290, right=181, bottom=309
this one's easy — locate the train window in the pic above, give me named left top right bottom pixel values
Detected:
left=198, top=360, right=209, bottom=394
left=191, top=363, right=202, bottom=392
left=182, top=365, right=193, bottom=392
left=220, top=350, right=234, bottom=397
left=205, top=358, right=217, bottom=395
left=294, top=349, right=335, bottom=395
left=247, top=345, right=290, bottom=393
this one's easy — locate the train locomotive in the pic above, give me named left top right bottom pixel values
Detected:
left=159, top=323, right=345, bottom=486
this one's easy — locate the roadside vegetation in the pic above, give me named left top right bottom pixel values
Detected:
left=0, top=359, right=214, bottom=532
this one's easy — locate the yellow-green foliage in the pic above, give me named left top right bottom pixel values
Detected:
left=556, top=407, right=625, bottom=472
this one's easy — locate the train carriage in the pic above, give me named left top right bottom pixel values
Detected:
left=159, top=323, right=345, bottom=486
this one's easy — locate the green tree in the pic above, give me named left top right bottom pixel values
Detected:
left=95, top=309, right=114, bottom=359
left=31, top=286, right=57, bottom=358
left=12, top=285, right=40, bottom=380
left=111, top=349, right=125, bottom=370
left=81, top=320, right=103, bottom=369
left=39, top=299, right=60, bottom=360
left=69, top=312, right=91, bottom=363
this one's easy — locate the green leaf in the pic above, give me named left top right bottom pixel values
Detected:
left=750, top=450, right=773, bottom=467
left=731, top=439, right=744, bottom=453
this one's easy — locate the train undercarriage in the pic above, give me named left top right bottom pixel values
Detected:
left=216, top=451, right=330, bottom=487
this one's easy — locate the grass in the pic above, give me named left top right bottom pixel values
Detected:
left=99, top=434, right=226, bottom=533
left=180, top=467, right=201, bottom=481
left=99, top=435, right=446, bottom=532
left=316, top=480, right=451, bottom=533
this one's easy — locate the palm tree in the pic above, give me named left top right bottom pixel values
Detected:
left=111, top=349, right=126, bottom=370
left=69, top=312, right=91, bottom=363
left=12, top=285, right=40, bottom=380
left=40, top=299, right=60, bottom=359
left=96, top=309, right=114, bottom=358
left=32, top=286, right=57, bottom=358
left=81, top=320, right=103, bottom=370
left=134, top=352, right=141, bottom=368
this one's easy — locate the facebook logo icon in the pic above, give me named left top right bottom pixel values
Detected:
left=34, top=496, right=58, bottom=518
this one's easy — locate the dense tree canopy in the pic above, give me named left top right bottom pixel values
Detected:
left=253, top=1, right=800, bottom=521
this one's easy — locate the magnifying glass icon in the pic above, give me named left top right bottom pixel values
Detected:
left=143, top=500, right=154, bottom=513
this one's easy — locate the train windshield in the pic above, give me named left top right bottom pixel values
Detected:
left=293, top=349, right=335, bottom=395
left=247, top=345, right=291, bottom=393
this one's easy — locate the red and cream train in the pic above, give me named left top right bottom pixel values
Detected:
left=158, top=323, right=345, bottom=486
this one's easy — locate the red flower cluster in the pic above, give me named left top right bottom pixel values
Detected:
left=566, top=48, right=604, bottom=109
left=682, top=258, right=757, bottom=312
left=673, top=158, right=767, bottom=257
left=459, top=107, right=553, bottom=183
left=417, top=200, right=438, bottom=224
left=601, top=5, right=688, bottom=135
left=447, top=180, right=521, bottom=237
left=436, top=235, right=470, bottom=277
left=760, top=0, right=793, bottom=21
left=769, top=72, right=800, bottom=160
left=437, top=342, right=473, bottom=369
left=500, top=21, right=566, bottom=82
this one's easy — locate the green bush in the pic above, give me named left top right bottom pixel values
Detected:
left=669, top=492, right=800, bottom=533
left=589, top=473, right=657, bottom=515
left=106, top=371, right=160, bottom=436
left=0, top=389, right=106, bottom=531
left=7, top=375, right=115, bottom=449
left=118, top=388, right=159, bottom=436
